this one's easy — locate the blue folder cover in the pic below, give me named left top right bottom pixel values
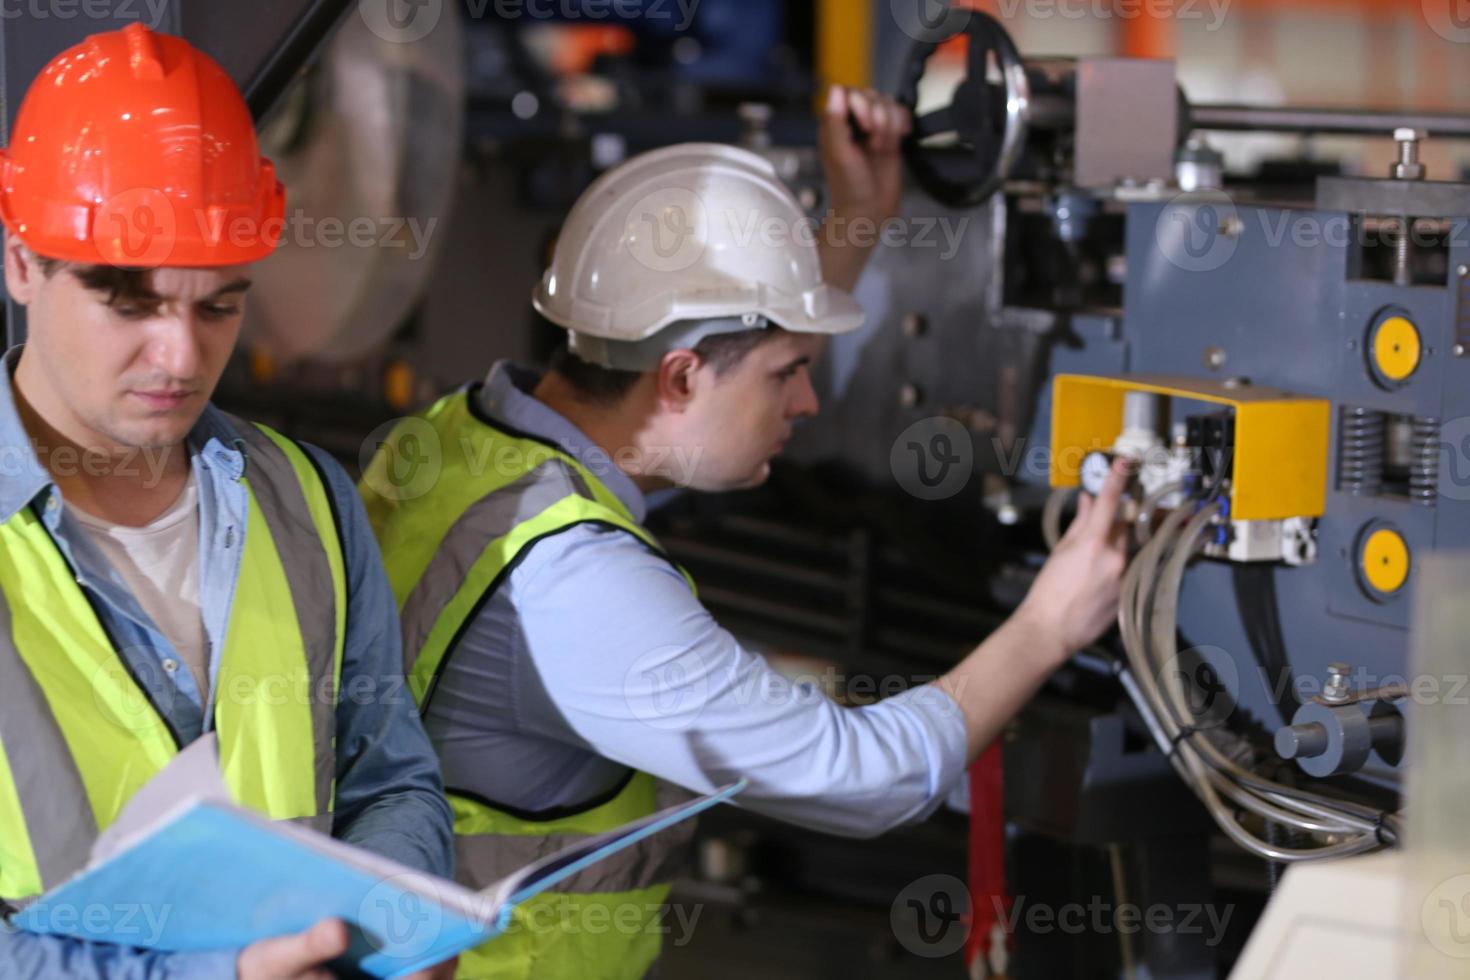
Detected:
left=12, top=780, right=745, bottom=978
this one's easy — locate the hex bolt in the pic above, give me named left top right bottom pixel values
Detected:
left=1322, top=662, right=1353, bottom=704
left=1391, top=128, right=1427, bottom=181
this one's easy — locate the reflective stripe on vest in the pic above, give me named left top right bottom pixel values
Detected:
left=0, top=420, right=346, bottom=902
left=362, top=387, right=696, bottom=980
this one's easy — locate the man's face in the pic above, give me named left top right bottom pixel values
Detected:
left=6, top=244, right=251, bottom=452
left=676, top=331, right=826, bottom=491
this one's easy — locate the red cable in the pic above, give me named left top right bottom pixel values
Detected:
left=965, top=739, right=1012, bottom=976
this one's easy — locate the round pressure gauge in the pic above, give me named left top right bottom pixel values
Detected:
left=1080, top=450, right=1113, bottom=496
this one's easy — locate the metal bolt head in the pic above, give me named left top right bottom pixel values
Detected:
left=1394, top=127, right=1426, bottom=143
left=898, top=383, right=923, bottom=408
left=1322, top=662, right=1353, bottom=703
left=1455, top=343, right=1467, bottom=358
left=1203, top=345, right=1227, bottom=371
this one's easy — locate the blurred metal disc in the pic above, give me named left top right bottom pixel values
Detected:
left=244, top=6, right=465, bottom=364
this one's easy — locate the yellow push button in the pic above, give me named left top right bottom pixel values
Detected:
left=1361, top=527, right=1410, bottom=594
left=1372, top=316, right=1421, bottom=382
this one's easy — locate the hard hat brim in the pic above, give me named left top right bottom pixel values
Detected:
left=533, top=279, right=866, bottom=341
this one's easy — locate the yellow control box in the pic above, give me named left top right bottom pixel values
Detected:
left=1049, top=374, right=1331, bottom=521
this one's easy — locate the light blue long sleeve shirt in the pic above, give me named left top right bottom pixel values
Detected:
left=0, top=347, right=454, bottom=978
left=421, top=362, right=969, bottom=836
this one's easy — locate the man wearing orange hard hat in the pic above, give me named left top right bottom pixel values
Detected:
left=0, top=23, right=456, bottom=980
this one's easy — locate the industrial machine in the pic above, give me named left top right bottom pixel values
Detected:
left=642, top=11, right=1469, bottom=977
left=4, top=4, right=1466, bottom=977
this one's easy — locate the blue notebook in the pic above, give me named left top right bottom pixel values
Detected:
left=11, top=739, right=744, bottom=977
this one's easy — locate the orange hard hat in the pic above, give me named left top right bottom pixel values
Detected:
left=0, top=23, right=285, bottom=269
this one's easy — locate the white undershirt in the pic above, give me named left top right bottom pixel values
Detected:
left=71, top=473, right=208, bottom=698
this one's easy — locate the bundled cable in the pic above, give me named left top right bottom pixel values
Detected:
left=1114, top=499, right=1398, bottom=862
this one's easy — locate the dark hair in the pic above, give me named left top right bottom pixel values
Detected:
left=549, top=325, right=785, bottom=406
left=33, top=254, right=156, bottom=305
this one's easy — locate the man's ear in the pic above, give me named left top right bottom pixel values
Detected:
left=4, top=238, right=41, bottom=307
left=652, top=348, right=704, bottom=413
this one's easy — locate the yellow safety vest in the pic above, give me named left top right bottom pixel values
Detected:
left=362, top=387, right=696, bottom=980
left=0, top=419, right=346, bottom=905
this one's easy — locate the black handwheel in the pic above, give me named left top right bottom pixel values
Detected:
left=898, top=10, right=1030, bottom=207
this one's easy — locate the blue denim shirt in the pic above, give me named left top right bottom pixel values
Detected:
left=0, top=348, right=454, bottom=978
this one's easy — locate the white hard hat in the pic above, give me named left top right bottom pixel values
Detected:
left=532, top=142, right=864, bottom=369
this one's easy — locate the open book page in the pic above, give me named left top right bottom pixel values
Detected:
left=89, top=733, right=234, bottom=865
left=15, top=758, right=745, bottom=973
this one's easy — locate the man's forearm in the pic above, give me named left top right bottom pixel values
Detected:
left=936, top=612, right=1069, bottom=763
